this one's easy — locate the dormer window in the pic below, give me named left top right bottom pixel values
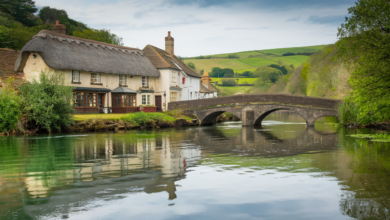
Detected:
left=91, top=73, right=101, bottom=84
left=142, top=76, right=148, bottom=87
left=119, top=75, right=126, bottom=86
left=72, top=70, right=80, bottom=83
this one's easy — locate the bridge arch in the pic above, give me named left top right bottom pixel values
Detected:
left=199, top=110, right=241, bottom=126
left=253, top=108, right=291, bottom=126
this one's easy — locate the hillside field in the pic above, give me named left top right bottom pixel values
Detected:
left=216, top=86, right=253, bottom=96
left=211, top=78, right=257, bottom=84
left=184, top=45, right=328, bottom=73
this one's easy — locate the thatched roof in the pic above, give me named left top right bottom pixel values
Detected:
left=14, top=30, right=160, bottom=77
left=143, top=45, right=201, bottom=78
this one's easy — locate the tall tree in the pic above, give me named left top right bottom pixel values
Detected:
left=0, top=0, right=37, bottom=26
left=337, top=0, right=390, bottom=124
left=38, top=6, right=67, bottom=24
left=73, top=28, right=124, bottom=46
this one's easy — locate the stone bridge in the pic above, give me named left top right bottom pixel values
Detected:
left=168, top=94, right=341, bottom=127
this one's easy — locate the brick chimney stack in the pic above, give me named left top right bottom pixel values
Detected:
left=53, top=20, right=66, bottom=35
left=165, top=31, right=174, bottom=55
left=202, top=71, right=211, bottom=86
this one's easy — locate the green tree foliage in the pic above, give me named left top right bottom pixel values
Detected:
left=254, top=66, right=283, bottom=83
left=73, top=28, right=124, bottom=46
left=0, top=0, right=38, bottom=26
left=241, top=71, right=254, bottom=78
left=0, top=78, right=21, bottom=134
left=227, top=54, right=239, bottom=59
left=220, top=79, right=237, bottom=86
left=210, top=67, right=234, bottom=78
left=19, top=72, right=75, bottom=133
left=38, top=6, right=67, bottom=24
left=338, top=0, right=390, bottom=124
left=187, top=62, right=196, bottom=71
left=270, top=64, right=287, bottom=75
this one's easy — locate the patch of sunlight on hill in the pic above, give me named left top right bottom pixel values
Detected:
left=185, top=59, right=253, bottom=72
left=237, top=58, right=278, bottom=67
left=259, top=45, right=327, bottom=56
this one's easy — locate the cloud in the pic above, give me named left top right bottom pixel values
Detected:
left=164, top=0, right=356, bottom=10
left=225, top=27, right=269, bottom=30
left=307, top=15, right=347, bottom=25
left=287, top=17, right=301, bottom=22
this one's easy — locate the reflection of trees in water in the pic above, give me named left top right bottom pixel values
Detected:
left=335, top=128, right=390, bottom=220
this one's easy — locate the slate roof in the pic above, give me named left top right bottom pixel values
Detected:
left=14, top=30, right=160, bottom=77
left=111, top=87, right=138, bottom=93
left=143, top=45, right=201, bottom=78
left=200, top=83, right=218, bottom=93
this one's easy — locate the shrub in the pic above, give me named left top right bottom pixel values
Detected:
left=338, top=98, right=359, bottom=126
left=221, top=79, right=237, bottom=86
left=121, top=112, right=175, bottom=126
left=19, top=72, right=75, bottom=133
left=0, top=78, right=21, bottom=134
left=254, top=67, right=283, bottom=83
left=186, top=62, right=196, bottom=70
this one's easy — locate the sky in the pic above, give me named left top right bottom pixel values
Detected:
left=34, top=0, right=357, bottom=57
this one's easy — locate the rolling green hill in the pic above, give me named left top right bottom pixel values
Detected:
left=183, top=45, right=328, bottom=73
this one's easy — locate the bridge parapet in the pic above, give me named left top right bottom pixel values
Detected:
left=168, top=94, right=341, bottom=127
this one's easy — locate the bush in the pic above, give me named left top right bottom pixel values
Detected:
left=0, top=79, right=21, bottom=134
left=221, top=79, right=237, bottom=86
left=338, top=98, right=359, bottom=126
left=121, top=112, right=175, bottom=126
left=254, top=66, right=283, bottom=83
left=186, top=62, right=196, bottom=70
left=19, top=72, right=75, bottom=133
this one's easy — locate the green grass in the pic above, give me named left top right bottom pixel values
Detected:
left=211, top=78, right=257, bottom=84
left=207, top=51, right=264, bottom=58
left=234, top=68, right=257, bottom=74
left=237, top=57, right=277, bottom=67
left=121, top=112, right=176, bottom=126
left=184, top=59, right=254, bottom=73
left=259, top=45, right=328, bottom=56
left=216, top=85, right=253, bottom=96
left=74, top=114, right=124, bottom=122
left=267, top=55, right=311, bottom=67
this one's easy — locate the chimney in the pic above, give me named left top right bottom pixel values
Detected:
left=53, top=20, right=66, bottom=35
left=202, top=71, right=210, bottom=86
left=165, top=31, right=174, bottom=55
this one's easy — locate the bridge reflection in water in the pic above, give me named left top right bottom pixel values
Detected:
left=1, top=117, right=389, bottom=220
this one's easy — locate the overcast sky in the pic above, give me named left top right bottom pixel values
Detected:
left=34, top=0, right=356, bottom=57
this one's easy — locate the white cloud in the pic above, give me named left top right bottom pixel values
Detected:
left=35, top=0, right=352, bottom=56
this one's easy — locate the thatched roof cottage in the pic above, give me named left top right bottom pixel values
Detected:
left=143, top=32, right=202, bottom=108
left=14, top=22, right=161, bottom=113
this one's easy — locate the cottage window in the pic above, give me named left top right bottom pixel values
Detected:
left=142, top=77, right=148, bottom=87
left=73, top=92, right=84, bottom=107
left=142, top=95, right=150, bottom=105
left=171, top=72, right=176, bottom=83
left=86, top=93, right=97, bottom=107
left=119, top=75, right=126, bottom=86
left=115, top=95, right=121, bottom=107
left=170, top=92, right=177, bottom=102
left=72, top=70, right=80, bottom=83
left=91, top=73, right=101, bottom=84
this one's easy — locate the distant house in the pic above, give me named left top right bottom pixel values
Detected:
left=14, top=22, right=161, bottom=113
left=143, top=32, right=202, bottom=109
left=200, top=71, right=218, bottom=98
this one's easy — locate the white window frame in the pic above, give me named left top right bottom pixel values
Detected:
left=72, top=70, right=80, bottom=83
left=142, top=94, right=150, bottom=105
left=170, top=92, right=177, bottom=102
left=91, top=73, right=101, bottom=84
left=119, top=75, right=126, bottom=86
left=142, top=76, right=148, bottom=87
left=171, top=72, right=176, bottom=83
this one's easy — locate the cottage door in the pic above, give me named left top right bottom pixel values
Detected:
left=155, top=96, right=162, bottom=112
left=98, top=94, right=104, bottom=107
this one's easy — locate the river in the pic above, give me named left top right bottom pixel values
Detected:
left=1, top=113, right=389, bottom=220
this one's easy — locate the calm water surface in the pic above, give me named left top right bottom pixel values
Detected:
left=1, top=113, right=390, bottom=220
